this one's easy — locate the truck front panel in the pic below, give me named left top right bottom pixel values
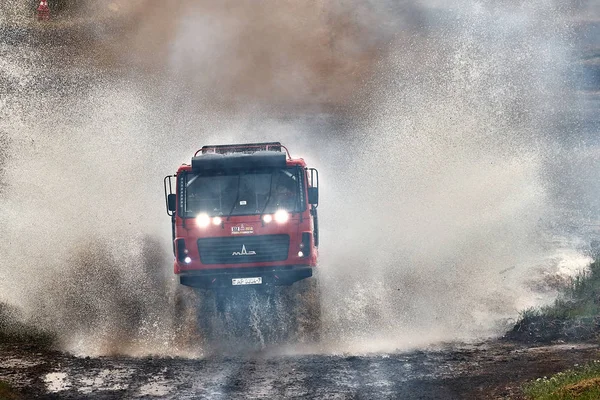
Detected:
left=169, top=157, right=318, bottom=288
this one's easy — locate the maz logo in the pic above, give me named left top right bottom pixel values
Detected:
left=232, top=244, right=256, bottom=256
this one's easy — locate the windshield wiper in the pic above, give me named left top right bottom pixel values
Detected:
left=226, top=174, right=242, bottom=221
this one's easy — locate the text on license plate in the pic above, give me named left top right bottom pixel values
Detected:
left=232, top=277, right=262, bottom=286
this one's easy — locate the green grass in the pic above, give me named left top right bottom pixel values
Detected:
left=0, top=381, right=21, bottom=400
left=508, top=257, right=600, bottom=343
left=519, top=256, right=600, bottom=398
left=533, top=258, right=600, bottom=320
left=523, top=361, right=600, bottom=400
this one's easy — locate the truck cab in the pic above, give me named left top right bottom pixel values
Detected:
left=164, top=142, right=319, bottom=289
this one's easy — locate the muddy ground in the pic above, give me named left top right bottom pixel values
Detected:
left=0, top=340, right=597, bottom=399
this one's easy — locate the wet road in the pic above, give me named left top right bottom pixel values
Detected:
left=1, top=341, right=599, bottom=399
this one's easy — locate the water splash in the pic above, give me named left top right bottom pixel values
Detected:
left=0, top=0, right=596, bottom=356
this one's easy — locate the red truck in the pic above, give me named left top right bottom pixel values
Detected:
left=164, top=142, right=319, bottom=290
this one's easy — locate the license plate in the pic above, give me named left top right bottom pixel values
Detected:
left=232, top=277, right=262, bottom=286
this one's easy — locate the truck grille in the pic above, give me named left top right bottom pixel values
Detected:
left=197, top=235, right=290, bottom=265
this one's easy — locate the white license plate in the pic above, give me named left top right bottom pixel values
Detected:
left=232, top=277, right=263, bottom=286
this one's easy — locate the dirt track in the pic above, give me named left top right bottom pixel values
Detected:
left=0, top=341, right=598, bottom=399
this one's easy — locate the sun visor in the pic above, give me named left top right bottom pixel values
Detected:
left=191, top=152, right=287, bottom=171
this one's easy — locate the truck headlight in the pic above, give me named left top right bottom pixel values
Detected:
left=196, top=213, right=210, bottom=227
left=274, top=210, right=289, bottom=223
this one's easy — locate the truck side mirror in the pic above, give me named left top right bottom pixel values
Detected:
left=168, top=194, right=176, bottom=212
left=308, top=187, right=318, bottom=205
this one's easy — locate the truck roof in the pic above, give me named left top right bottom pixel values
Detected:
left=178, top=142, right=306, bottom=173
left=197, top=142, right=287, bottom=157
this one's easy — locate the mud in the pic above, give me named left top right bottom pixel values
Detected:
left=0, top=340, right=597, bottom=399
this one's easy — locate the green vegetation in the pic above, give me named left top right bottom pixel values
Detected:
left=0, top=380, right=21, bottom=400
left=507, top=257, right=600, bottom=343
left=534, top=257, right=600, bottom=319
left=523, top=361, right=600, bottom=400
left=519, top=256, right=600, bottom=398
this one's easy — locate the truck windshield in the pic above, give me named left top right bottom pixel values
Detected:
left=182, top=167, right=304, bottom=217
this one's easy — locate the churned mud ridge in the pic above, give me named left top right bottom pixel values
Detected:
left=0, top=339, right=598, bottom=399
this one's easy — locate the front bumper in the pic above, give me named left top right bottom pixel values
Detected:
left=179, top=265, right=313, bottom=288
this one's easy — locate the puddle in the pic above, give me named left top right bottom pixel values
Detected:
left=78, top=368, right=133, bottom=394
left=137, top=380, right=173, bottom=397
left=44, top=372, right=71, bottom=392
left=0, top=357, right=43, bottom=368
left=523, top=343, right=600, bottom=353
